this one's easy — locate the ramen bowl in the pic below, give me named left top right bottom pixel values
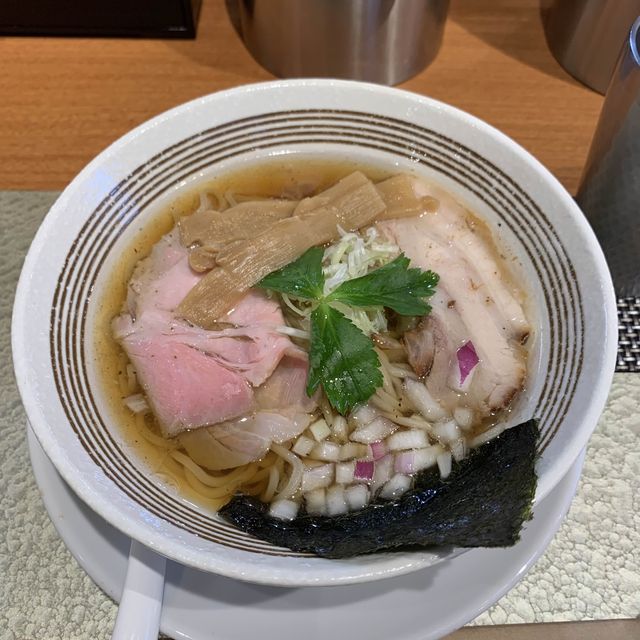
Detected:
left=12, top=80, right=617, bottom=586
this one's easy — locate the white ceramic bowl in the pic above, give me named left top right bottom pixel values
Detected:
left=12, top=79, right=617, bottom=587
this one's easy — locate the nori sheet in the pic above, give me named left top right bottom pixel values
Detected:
left=220, top=419, right=538, bottom=558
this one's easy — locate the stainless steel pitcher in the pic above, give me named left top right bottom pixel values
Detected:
left=576, top=17, right=640, bottom=296
left=235, top=0, right=450, bottom=85
left=542, top=0, right=640, bottom=93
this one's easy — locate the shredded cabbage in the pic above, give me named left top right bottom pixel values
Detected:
left=323, top=228, right=400, bottom=335
left=280, top=227, right=401, bottom=336
left=323, top=227, right=399, bottom=294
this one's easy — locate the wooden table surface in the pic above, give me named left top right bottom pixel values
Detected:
left=0, top=0, right=603, bottom=192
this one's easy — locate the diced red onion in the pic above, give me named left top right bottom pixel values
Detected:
left=369, top=441, right=388, bottom=461
left=354, top=460, right=375, bottom=481
left=457, top=341, right=479, bottom=382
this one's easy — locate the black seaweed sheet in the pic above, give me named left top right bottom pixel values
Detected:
left=220, top=419, right=538, bottom=558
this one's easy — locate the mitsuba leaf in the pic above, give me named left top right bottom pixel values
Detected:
left=307, top=303, right=383, bottom=415
left=257, top=246, right=325, bottom=300
left=326, top=254, right=439, bottom=316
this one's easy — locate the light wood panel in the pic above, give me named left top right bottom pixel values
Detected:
left=0, top=0, right=602, bottom=191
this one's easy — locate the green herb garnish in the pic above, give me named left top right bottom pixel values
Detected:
left=307, top=303, right=384, bottom=415
left=326, top=254, right=438, bottom=316
left=258, top=247, right=438, bottom=414
left=258, top=246, right=325, bottom=300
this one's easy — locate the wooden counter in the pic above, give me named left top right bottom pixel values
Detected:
left=0, top=0, right=603, bottom=192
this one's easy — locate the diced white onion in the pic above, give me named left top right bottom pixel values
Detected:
left=326, top=485, right=348, bottom=516
left=339, top=442, right=369, bottom=460
left=301, top=463, right=334, bottom=492
left=372, top=454, right=394, bottom=491
left=437, top=451, right=452, bottom=479
left=345, top=485, right=370, bottom=511
left=469, top=423, right=508, bottom=449
left=331, top=416, right=349, bottom=442
left=453, top=407, right=474, bottom=431
left=351, top=416, right=397, bottom=444
left=123, top=393, right=149, bottom=414
left=269, top=499, right=300, bottom=521
left=433, top=419, right=461, bottom=444
left=351, top=404, right=377, bottom=426
left=335, top=461, right=356, bottom=484
left=304, top=489, right=327, bottom=516
left=387, top=429, right=429, bottom=451
left=275, top=325, right=310, bottom=340
left=379, top=474, right=412, bottom=500
left=309, top=441, right=341, bottom=462
left=403, top=378, right=448, bottom=421
left=292, top=434, right=315, bottom=456
left=450, top=438, right=468, bottom=462
left=309, top=418, right=332, bottom=442
left=394, top=445, right=441, bottom=474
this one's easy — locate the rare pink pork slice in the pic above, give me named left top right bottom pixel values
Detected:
left=114, top=231, right=312, bottom=437
left=123, top=338, right=254, bottom=435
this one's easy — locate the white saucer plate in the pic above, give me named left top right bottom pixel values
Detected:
left=28, top=423, right=585, bottom=640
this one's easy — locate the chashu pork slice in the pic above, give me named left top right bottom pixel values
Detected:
left=114, top=231, right=314, bottom=437
left=407, top=178, right=529, bottom=341
left=378, top=198, right=528, bottom=418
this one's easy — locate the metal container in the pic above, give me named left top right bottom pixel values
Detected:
left=236, top=0, right=450, bottom=85
left=576, top=17, right=640, bottom=296
left=542, top=0, right=640, bottom=94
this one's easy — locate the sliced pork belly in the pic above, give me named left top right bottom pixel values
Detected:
left=379, top=201, right=528, bottom=418
left=401, top=178, right=529, bottom=341
left=114, top=231, right=314, bottom=437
